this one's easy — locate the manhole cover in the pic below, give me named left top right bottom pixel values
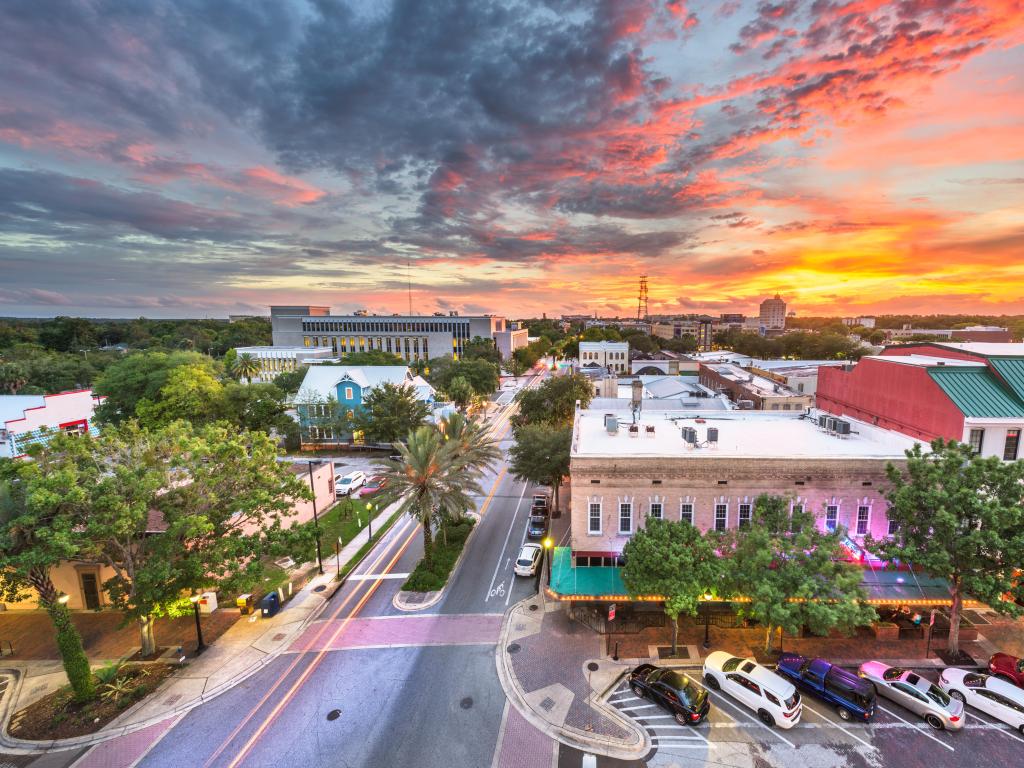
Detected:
left=460, top=697, right=473, bottom=709
left=529, top=604, right=539, bottom=612
left=314, top=585, right=327, bottom=592
left=506, top=643, right=521, bottom=654
left=539, top=697, right=556, bottom=712
left=587, top=662, right=599, bottom=671
left=326, top=709, right=341, bottom=721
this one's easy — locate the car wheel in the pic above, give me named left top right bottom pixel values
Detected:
left=1018, top=724, right=1024, bottom=736
left=757, top=709, right=776, bottom=728
left=674, top=711, right=690, bottom=726
left=703, top=674, right=720, bottom=691
left=949, top=690, right=966, bottom=704
left=836, top=707, right=852, bottom=721
left=632, top=685, right=645, bottom=699
left=925, top=714, right=944, bottom=731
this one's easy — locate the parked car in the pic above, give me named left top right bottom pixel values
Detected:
left=360, top=475, right=388, bottom=497
left=526, top=515, right=548, bottom=540
left=775, top=653, right=876, bottom=721
left=629, top=664, right=711, bottom=725
left=939, top=668, right=1024, bottom=734
left=514, top=543, right=542, bottom=576
left=988, top=653, right=1024, bottom=687
left=703, top=651, right=802, bottom=728
left=857, top=662, right=964, bottom=731
left=531, top=492, right=550, bottom=511
left=335, top=471, right=366, bottom=496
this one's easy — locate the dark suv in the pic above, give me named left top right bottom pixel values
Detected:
left=629, top=665, right=710, bottom=725
left=526, top=515, right=548, bottom=539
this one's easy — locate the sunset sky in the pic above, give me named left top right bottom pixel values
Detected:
left=1, top=0, right=1023, bottom=319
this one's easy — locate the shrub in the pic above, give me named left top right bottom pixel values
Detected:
left=403, top=519, right=474, bottom=592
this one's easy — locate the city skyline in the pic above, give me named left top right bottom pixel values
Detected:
left=2, top=0, right=1022, bottom=319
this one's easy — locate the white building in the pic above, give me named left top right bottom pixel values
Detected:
left=843, top=316, right=876, bottom=329
left=1, top=390, right=102, bottom=458
left=759, top=294, right=787, bottom=331
left=234, top=346, right=336, bottom=383
left=495, top=328, right=529, bottom=360
left=579, top=341, right=629, bottom=374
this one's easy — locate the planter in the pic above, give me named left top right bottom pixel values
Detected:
left=873, top=622, right=899, bottom=642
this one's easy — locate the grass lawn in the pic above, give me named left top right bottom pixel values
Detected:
left=403, top=518, right=476, bottom=593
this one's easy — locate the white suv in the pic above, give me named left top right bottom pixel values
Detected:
left=703, top=651, right=802, bottom=728
left=335, top=471, right=366, bottom=496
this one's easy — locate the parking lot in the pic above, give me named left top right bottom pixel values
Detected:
left=600, top=665, right=1024, bottom=768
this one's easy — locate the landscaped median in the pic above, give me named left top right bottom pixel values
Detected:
left=394, top=517, right=477, bottom=610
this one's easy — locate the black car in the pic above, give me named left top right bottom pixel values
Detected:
left=629, top=665, right=711, bottom=725
left=526, top=515, right=548, bottom=539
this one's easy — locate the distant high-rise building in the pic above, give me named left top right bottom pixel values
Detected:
left=759, top=294, right=787, bottom=331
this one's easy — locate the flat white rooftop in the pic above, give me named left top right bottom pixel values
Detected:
left=866, top=355, right=982, bottom=368
left=572, top=408, right=920, bottom=460
left=927, top=343, right=1024, bottom=356
left=703, top=363, right=805, bottom=399
left=236, top=346, right=334, bottom=354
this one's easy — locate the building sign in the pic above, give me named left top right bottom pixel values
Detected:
left=608, top=603, right=616, bottom=622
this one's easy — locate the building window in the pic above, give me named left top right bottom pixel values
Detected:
left=825, top=505, right=838, bottom=532
left=588, top=503, right=601, bottom=535
left=344, top=386, right=354, bottom=400
left=680, top=503, right=693, bottom=524
left=856, top=506, right=870, bottom=535
left=738, top=503, right=751, bottom=528
left=714, top=504, right=727, bottom=531
left=1004, top=429, right=1020, bottom=461
left=619, top=503, right=632, bottom=534
left=968, top=428, right=985, bottom=455
left=887, top=517, right=899, bottom=536
left=649, top=502, right=663, bottom=520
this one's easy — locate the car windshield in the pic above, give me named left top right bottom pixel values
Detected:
left=926, top=685, right=951, bottom=707
left=722, top=657, right=742, bottom=673
left=882, top=667, right=906, bottom=681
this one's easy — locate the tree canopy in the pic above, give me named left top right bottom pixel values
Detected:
left=351, top=381, right=430, bottom=444
left=871, top=439, right=1024, bottom=654
left=512, top=373, right=593, bottom=429
left=93, top=350, right=222, bottom=424
left=507, top=423, right=571, bottom=511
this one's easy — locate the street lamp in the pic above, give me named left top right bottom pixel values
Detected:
left=189, top=594, right=206, bottom=655
left=365, top=501, right=375, bottom=540
left=308, top=462, right=324, bottom=575
left=57, top=593, right=70, bottom=605
left=701, top=591, right=713, bottom=650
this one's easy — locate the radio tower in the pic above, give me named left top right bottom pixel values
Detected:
left=636, top=275, right=649, bottom=322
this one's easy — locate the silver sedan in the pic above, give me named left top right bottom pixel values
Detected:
left=857, top=662, right=965, bottom=731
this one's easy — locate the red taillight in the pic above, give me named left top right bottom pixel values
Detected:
left=690, top=713, right=700, bottom=721
left=783, top=710, right=795, bottom=718
left=949, top=715, right=960, bottom=723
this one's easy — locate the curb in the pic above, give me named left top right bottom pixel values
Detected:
left=391, top=511, right=481, bottom=613
left=494, top=597, right=651, bottom=761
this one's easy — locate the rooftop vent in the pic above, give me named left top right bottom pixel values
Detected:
left=606, top=416, right=619, bottom=434
left=682, top=426, right=697, bottom=446
left=833, top=419, right=851, bottom=437
left=628, top=424, right=640, bottom=437
left=707, top=427, right=719, bottom=444
left=645, top=424, right=656, bottom=436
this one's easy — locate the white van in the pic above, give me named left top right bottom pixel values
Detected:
left=703, top=651, right=802, bottom=728
left=335, top=471, right=366, bottom=496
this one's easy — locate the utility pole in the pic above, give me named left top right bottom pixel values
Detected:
left=308, top=462, right=324, bottom=575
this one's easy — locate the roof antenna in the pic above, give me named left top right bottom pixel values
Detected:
left=407, top=253, right=413, bottom=316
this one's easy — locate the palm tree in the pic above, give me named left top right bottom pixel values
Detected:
left=232, top=353, right=261, bottom=384
left=0, top=362, right=28, bottom=395
left=439, top=412, right=501, bottom=480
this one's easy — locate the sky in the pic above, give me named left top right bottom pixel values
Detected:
left=1, top=0, right=1023, bottom=320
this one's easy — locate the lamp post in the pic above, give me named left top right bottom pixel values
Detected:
left=57, top=593, right=70, bottom=605
left=701, top=591, right=713, bottom=650
left=308, top=461, right=324, bottom=575
left=189, top=594, right=206, bottom=655
left=365, top=501, right=375, bottom=541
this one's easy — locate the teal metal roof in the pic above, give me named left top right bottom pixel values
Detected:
left=988, top=357, right=1024, bottom=403
left=549, top=548, right=627, bottom=597
left=928, top=368, right=1024, bottom=418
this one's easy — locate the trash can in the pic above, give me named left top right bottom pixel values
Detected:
left=260, top=592, right=281, bottom=619
left=236, top=593, right=255, bottom=615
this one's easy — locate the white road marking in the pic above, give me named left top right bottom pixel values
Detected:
left=875, top=704, right=954, bottom=751
left=484, top=481, right=528, bottom=602
left=618, top=703, right=660, bottom=712
left=608, top=694, right=640, bottom=704
left=961, top=709, right=1024, bottom=741
left=801, top=701, right=877, bottom=750
left=346, top=572, right=410, bottom=581
left=706, top=691, right=797, bottom=749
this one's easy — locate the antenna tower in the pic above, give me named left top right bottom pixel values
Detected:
left=636, top=275, right=649, bottom=322
left=407, top=254, right=413, bottom=315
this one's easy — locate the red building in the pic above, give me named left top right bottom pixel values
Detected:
left=817, top=343, right=1024, bottom=461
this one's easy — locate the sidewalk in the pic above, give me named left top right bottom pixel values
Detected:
left=0, top=500, right=401, bottom=753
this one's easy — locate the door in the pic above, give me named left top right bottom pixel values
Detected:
left=891, top=682, right=928, bottom=717
left=80, top=571, right=101, bottom=610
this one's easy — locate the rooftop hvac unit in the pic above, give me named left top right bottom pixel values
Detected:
left=707, top=427, right=719, bottom=444
left=682, top=427, right=697, bottom=445
left=833, top=419, right=851, bottom=436
left=818, top=414, right=829, bottom=430
left=826, top=417, right=838, bottom=433
left=606, top=416, right=619, bottom=434
left=738, top=399, right=755, bottom=410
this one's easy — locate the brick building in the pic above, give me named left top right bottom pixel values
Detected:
left=698, top=362, right=813, bottom=411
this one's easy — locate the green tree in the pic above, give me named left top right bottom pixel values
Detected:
left=512, top=373, right=593, bottom=429
left=93, top=351, right=221, bottom=423
left=272, top=365, right=309, bottom=396
left=721, top=495, right=876, bottom=653
left=135, top=364, right=226, bottom=428
left=0, top=362, right=28, bottom=394
left=508, top=423, right=571, bottom=512
left=232, top=352, right=261, bottom=384
left=870, top=440, right=1024, bottom=655
left=338, top=350, right=405, bottom=366
left=0, top=457, right=95, bottom=701
left=377, top=425, right=485, bottom=566
left=446, top=376, right=474, bottom=410
left=506, top=357, right=528, bottom=381
left=38, top=317, right=97, bottom=352
left=462, top=336, right=501, bottom=364
left=438, top=412, right=501, bottom=483
left=622, top=519, right=721, bottom=655
left=221, top=382, right=288, bottom=434
left=352, top=382, right=430, bottom=444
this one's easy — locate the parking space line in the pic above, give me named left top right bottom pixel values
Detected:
left=800, top=702, right=877, bottom=751
left=652, top=742, right=714, bottom=749
left=608, top=694, right=640, bottom=704
left=963, top=710, right=1024, bottom=742
left=875, top=704, right=954, bottom=752
left=706, top=691, right=797, bottom=749
left=618, top=703, right=660, bottom=712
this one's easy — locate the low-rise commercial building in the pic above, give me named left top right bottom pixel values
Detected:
left=817, top=342, right=1024, bottom=460
left=884, top=325, right=1013, bottom=343
left=630, top=351, right=699, bottom=376
left=495, top=327, right=529, bottom=360
left=0, top=389, right=102, bottom=459
left=698, top=363, right=813, bottom=411
left=579, top=341, right=630, bottom=374
left=234, top=346, right=336, bottom=383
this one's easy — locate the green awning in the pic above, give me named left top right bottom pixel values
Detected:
left=928, top=367, right=1024, bottom=418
